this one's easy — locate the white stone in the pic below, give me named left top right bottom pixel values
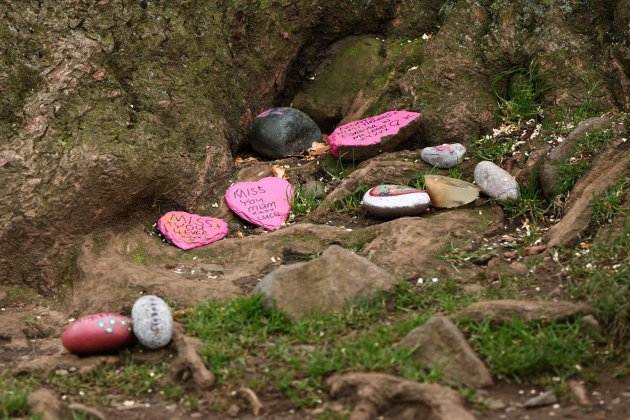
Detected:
left=361, top=184, right=430, bottom=218
left=132, top=295, right=173, bottom=349
left=474, top=161, right=519, bottom=200
left=421, top=143, right=466, bottom=168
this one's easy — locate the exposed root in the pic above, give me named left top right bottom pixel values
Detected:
left=327, top=372, right=475, bottom=420
left=68, top=403, right=106, bottom=420
left=237, top=386, right=264, bottom=416
left=169, top=323, right=215, bottom=391
left=27, top=388, right=63, bottom=420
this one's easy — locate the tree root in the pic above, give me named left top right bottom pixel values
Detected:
left=237, top=386, right=264, bottom=416
left=168, top=323, right=215, bottom=391
left=68, top=403, right=106, bottom=420
left=327, top=372, right=475, bottom=420
left=27, top=388, right=63, bottom=420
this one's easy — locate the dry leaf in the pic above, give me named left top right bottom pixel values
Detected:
left=234, top=156, right=259, bottom=166
left=271, top=165, right=287, bottom=179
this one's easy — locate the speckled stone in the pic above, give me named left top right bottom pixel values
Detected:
left=421, top=143, right=466, bottom=168
left=474, top=161, right=520, bottom=201
left=131, top=295, right=173, bottom=349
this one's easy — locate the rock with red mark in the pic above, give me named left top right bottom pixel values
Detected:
left=362, top=184, right=430, bottom=218
left=156, top=211, right=228, bottom=250
left=62, top=313, right=133, bottom=355
left=421, top=143, right=466, bottom=168
left=225, top=177, right=294, bottom=231
left=327, top=110, right=422, bottom=160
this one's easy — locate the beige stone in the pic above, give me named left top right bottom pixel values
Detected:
left=425, top=175, right=479, bottom=208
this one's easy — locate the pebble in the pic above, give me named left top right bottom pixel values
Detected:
left=361, top=184, right=430, bottom=218
left=524, top=391, right=557, bottom=408
left=61, top=313, right=133, bottom=355
left=250, top=107, right=321, bottom=159
left=474, top=161, right=520, bottom=201
left=424, top=175, right=479, bottom=208
left=420, top=143, right=466, bottom=168
left=132, top=295, right=173, bottom=349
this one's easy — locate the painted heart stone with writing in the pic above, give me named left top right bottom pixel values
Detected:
left=156, top=211, right=228, bottom=250
left=225, top=177, right=294, bottom=230
left=62, top=313, right=133, bottom=355
left=328, top=110, right=422, bottom=160
left=362, top=184, right=431, bottom=218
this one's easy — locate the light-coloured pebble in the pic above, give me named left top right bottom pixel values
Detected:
left=474, top=161, right=519, bottom=201
left=421, top=143, right=466, bottom=168
left=132, top=295, right=173, bottom=349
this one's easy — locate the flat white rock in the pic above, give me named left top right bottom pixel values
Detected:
left=362, top=184, right=431, bottom=218
left=474, top=161, right=519, bottom=201
left=421, top=143, right=466, bottom=168
left=132, top=295, right=173, bottom=349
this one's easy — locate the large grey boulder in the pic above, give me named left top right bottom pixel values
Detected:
left=255, top=245, right=396, bottom=320
left=398, top=316, right=493, bottom=388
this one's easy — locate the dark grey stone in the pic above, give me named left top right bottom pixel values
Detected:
left=250, top=107, right=322, bottom=159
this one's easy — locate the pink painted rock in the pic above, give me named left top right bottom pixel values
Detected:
left=328, top=110, right=422, bottom=160
left=225, top=177, right=294, bottom=230
left=156, top=211, right=228, bottom=250
left=62, top=313, right=133, bottom=355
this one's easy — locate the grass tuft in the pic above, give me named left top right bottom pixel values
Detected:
left=461, top=319, right=594, bottom=380
left=291, top=184, right=321, bottom=217
left=0, top=376, right=33, bottom=418
left=591, top=176, right=629, bottom=226
left=333, top=185, right=369, bottom=213
left=555, top=128, right=613, bottom=195
left=493, top=61, right=544, bottom=123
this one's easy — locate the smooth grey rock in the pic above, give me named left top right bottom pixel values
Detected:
left=132, top=295, right=173, bottom=349
left=398, top=316, right=493, bottom=388
left=421, top=143, right=466, bottom=168
left=250, top=107, right=322, bottom=159
left=255, top=245, right=396, bottom=320
left=524, top=391, right=557, bottom=408
left=474, top=161, right=519, bottom=201
left=361, top=184, right=430, bottom=218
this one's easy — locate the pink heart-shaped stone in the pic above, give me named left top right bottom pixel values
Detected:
left=225, top=177, right=294, bottom=230
left=157, top=211, right=228, bottom=250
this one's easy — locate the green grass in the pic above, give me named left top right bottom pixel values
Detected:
left=461, top=319, right=594, bottom=380
left=591, top=176, right=629, bottom=226
left=472, top=134, right=515, bottom=164
left=321, top=156, right=356, bottom=180
left=564, top=218, right=629, bottom=344
left=291, top=184, right=321, bottom=217
left=493, top=62, right=544, bottom=123
left=333, top=185, right=368, bottom=213
left=47, top=362, right=167, bottom=405
left=555, top=128, right=614, bottom=195
left=0, top=376, right=33, bottom=419
left=185, top=281, right=476, bottom=407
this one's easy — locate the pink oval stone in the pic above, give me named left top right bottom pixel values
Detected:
left=225, top=177, right=294, bottom=230
left=62, top=313, right=133, bottom=355
left=156, top=211, right=228, bottom=250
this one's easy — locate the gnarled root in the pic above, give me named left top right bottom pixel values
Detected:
left=327, top=372, right=475, bottom=420
left=168, top=323, right=215, bottom=391
left=237, top=386, right=264, bottom=416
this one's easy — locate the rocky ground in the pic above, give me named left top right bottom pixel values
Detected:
left=1, top=1, right=629, bottom=419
